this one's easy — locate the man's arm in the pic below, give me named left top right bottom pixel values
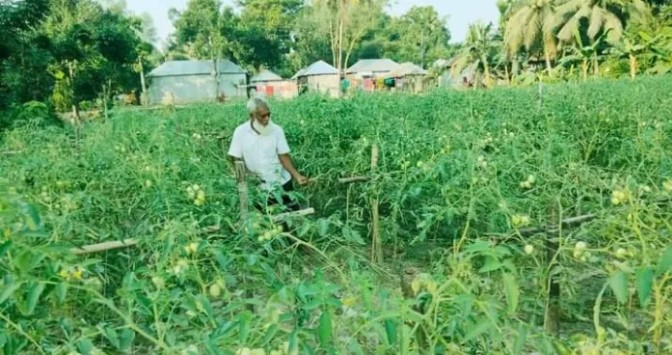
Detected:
left=279, top=153, right=307, bottom=185
left=227, top=129, right=250, bottom=175
left=276, top=127, right=308, bottom=185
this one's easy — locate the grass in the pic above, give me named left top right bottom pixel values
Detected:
left=1, top=75, right=672, bottom=354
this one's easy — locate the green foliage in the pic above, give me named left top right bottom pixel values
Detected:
left=1, top=76, right=672, bottom=353
left=0, top=0, right=157, bottom=124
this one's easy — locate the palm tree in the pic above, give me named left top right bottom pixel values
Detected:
left=503, top=0, right=562, bottom=73
left=450, top=22, right=501, bottom=88
left=555, top=0, right=651, bottom=45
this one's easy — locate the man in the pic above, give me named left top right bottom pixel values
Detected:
left=227, top=96, right=309, bottom=213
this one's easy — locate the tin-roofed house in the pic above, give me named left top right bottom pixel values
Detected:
left=250, top=69, right=298, bottom=99
left=147, top=59, right=248, bottom=105
left=345, top=58, right=400, bottom=91
left=385, top=62, right=428, bottom=93
left=293, top=60, right=340, bottom=98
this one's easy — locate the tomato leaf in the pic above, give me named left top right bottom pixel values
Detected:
left=462, top=319, right=491, bottom=344
left=318, top=310, right=333, bottom=350
left=609, top=271, right=629, bottom=304
left=635, top=267, right=654, bottom=307
left=502, top=273, right=520, bottom=315
left=25, top=282, right=45, bottom=315
left=656, top=246, right=672, bottom=276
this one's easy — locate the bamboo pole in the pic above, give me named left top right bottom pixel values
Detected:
left=370, top=144, right=382, bottom=263
left=235, top=161, right=249, bottom=226
left=544, top=202, right=561, bottom=335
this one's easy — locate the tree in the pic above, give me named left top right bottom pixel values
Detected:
left=234, top=0, right=302, bottom=71
left=307, top=0, right=387, bottom=73
left=392, top=6, right=452, bottom=67
left=450, top=21, right=501, bottom=88
left=503, top=0, right=561, bottom=72
left=170, top=0, right=228, bottom=60
left=555, top=0, right=651, bottom=45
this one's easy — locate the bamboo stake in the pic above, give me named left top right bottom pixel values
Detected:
left=234, top=161, right=249, bottom=227
left=544, top=202, right=561, bottom=335
left=370, top=144, right=382, bottom=263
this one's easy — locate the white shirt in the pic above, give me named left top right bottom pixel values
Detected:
left=227, top=120, right=292, bottom=191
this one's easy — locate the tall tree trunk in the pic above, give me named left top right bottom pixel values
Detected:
left=592, top=54, right=599, bottom=77
left=482, top=57, right=491, bottom=88
left=505, top=64, right=510, bottom=86
left=581, top=60, right=588, bottom=81
left=545, top=52, right=552, bottom=75
left=337, top=0, right=344, bottom=74
left=139, top=58, right=147, bottom=105
left=629, top=54, right=637, bottom=79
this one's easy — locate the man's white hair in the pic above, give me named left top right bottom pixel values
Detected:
left=247, top=95, right=269, bottom=114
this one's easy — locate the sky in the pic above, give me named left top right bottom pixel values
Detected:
left=124, top=0, right=500, bottom=49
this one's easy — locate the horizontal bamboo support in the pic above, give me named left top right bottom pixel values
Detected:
left=70, top=239, right=138, bottom=255
left=272, top=208, right=315, bottom=221
left=338, top=176, right=370, bottom=184
left=69, top=224, right=223, bottom=255
left=519, top=214, right=597, bottom=236
left=486, top=213, right=598, bottom=238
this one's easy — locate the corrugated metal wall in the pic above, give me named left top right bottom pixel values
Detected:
left=148, top=74, right=247, bottom=105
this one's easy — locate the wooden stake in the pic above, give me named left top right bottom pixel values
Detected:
left=370, top=144, right=382, bottom=263
left=102, top=82, right=109, bottom=123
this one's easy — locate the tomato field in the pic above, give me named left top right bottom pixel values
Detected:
left=2, top=76, right=672, bottom=354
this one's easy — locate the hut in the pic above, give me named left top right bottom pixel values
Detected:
left=293, top=60, right=340, bottom=98
left=385, top=62, right=428, bottom=93
left=345, top=59, right=400, bottom=91
left=147, top=59, right=248, bottom=105
left=249, top=69, right=298, bottom=99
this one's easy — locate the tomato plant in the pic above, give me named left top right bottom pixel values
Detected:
left=1, top=75, right=671, bottom=354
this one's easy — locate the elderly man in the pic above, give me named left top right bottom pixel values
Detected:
left=228, top=96, right=308, bottom=212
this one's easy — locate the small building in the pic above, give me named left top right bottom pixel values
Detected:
left=345, top=58, right=400, bottom=91
left=385, top=62, right=428, bottom=93
left=293, top=60, right=340, bottom=98
left=147, top=59, right=248, bottom=105
left=249, top=69, right=297, bottom=99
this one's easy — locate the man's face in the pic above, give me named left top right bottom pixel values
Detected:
left=253, top=106, right=271, bottom=126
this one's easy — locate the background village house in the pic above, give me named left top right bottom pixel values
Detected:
left=292, top=60, right=340, bottom=98
left=345, top=59, right=401, bottom=91
left=385, top=62, right=428, bottom=93
left=249, top=69, right=298, bottom=99
left=147, top=59, right=248, bottom=105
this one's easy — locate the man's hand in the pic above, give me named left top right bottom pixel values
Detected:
left=294, top=174, right=309, bottom=186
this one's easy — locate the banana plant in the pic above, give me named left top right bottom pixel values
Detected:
left=557, top=29, right=609, bottom=80
left=607, top=30, right=660, bottom=79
